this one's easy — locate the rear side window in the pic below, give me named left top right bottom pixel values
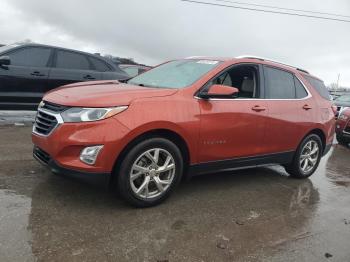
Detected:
left=294, top=77, right=308, bottom=98
left=89, top=57, right=111, bottom=72
left=8, top=47, right=51, bottom=67
left=303, top=75, right=330, bottom=100
left=56, top=50, right=90, bottom=70
left=264, top=67, right=295, bottom=99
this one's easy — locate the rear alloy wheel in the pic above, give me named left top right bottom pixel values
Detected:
left=117, top=138, right=183, bottom=207
left=285, top=134, right=322, bottom=179
left=299, top=140, right=320, bottom=174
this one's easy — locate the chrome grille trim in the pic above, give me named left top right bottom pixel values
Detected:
left=32, top=108, right=64, bottom=137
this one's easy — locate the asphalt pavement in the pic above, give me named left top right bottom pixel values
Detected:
left=0, top=113, right=349, bottom=262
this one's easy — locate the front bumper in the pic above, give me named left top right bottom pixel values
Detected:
left=32, top=114, right=130, bottom=175
left=33, top=146, right=110, bottom=187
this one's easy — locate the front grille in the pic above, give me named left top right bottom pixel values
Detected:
left=41, top=101, right=68, bottom=113
left=33, top=110, right=58, bottom=136
left=33, top=147, right=51, bottom=164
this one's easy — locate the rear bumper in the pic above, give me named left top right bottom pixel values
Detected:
left=33, top=146, right=111, bottom=187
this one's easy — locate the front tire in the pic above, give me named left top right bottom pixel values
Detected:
left=116, top=138, right=183, bottom=207
left=285, top=134, right=322, bottom=179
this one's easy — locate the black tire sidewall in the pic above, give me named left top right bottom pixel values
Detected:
left=289, top=134, right=323, bottom=178
left=117, top=138, right=183, bottom=207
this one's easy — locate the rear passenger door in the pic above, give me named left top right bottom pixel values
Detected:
left=263, top=66, right=315, bottom=154
left=47, top=49, right=102, bottom=91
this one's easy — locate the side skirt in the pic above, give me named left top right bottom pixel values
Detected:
left=188, top=151, right=295, bottom=176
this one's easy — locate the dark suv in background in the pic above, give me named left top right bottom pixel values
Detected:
left=0, top=43, right=128, bottom=110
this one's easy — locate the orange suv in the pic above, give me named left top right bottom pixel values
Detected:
left=32, top=56, right=335, bottom=207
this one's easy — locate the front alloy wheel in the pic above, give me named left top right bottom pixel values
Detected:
left=130, top=148, right=176, bottom=199
left=116, top=138, right=183, bottom=207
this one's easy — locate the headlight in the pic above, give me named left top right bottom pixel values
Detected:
left=338, top=113, right=348, bottom=121
left=61, top=106, right=128, bottom=122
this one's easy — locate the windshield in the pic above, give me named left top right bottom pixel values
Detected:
left=0, top=44, right=20, bottom=54
left=127, top=59, right=222, bottom=88
left=335, top=95, right=350, bottom=102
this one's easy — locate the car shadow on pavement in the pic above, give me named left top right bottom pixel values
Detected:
left=27, top=165, right=320, bottom=261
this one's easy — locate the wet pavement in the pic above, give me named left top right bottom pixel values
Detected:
left=0, top=111, right=36, bottom=125
left=0, top=123, right=350, bottom=262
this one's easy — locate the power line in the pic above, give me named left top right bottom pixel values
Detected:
left=180, top=0, right=350, bottom=23
left=213, top=0, right=350, bottom=19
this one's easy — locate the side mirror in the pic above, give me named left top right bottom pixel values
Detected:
left=201, top=84, right=239, bottom=99
left=0, top=56, right=10, bottom=66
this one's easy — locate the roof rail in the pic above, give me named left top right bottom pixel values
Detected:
left=185, top=56, right=207, bottom=59
left=235, top=55, right=309, bottom=74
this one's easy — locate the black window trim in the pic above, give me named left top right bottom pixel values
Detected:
left=294, top=75, right=308, bottom=99
left=4, top=46, right=55, bottom=68
left=195, top=63, right=265, bottom=100
left=262, top=65, right=312, bottom=101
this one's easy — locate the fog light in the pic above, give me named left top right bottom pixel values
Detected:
left=80, top=145, right=103, bottom=165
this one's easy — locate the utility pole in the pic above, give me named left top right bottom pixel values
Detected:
left=335, top=73, right=340, bottom=97
left=336, top=74, right=340, bottom=88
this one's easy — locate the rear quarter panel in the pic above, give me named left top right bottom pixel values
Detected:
left=299, top=74, right=335, bottom=146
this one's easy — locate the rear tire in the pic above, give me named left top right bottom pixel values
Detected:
left=285, top=134, right=322, bottom=179
left=116, top=138, right=183, bottom=207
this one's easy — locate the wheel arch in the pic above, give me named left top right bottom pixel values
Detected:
left=109, top=128, right=191, bottom=187
left=305, top=128, right=326, bottom=152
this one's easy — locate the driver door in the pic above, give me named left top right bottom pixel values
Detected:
left=197, top=64, right=269, bottom=163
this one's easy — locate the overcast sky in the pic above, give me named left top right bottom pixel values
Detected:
left=1, top=0, right=349, bottom=86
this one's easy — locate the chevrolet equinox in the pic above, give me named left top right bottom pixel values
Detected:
left=32, top=56, right=335, bottom=207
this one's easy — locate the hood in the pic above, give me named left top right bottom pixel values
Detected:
left=43, top=80, right=178, bottom=107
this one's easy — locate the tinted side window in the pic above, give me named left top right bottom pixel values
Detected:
left=303, top=75, right=330, bottom=100
left=56, top=50, right=90, bottom=70
left=264, top=67, right=295, bottom=99
left=89, top=57, right=111, bottom=72
left=294, top=77, right=308, bottom=98
left=8, top=47, right=51, bottom=67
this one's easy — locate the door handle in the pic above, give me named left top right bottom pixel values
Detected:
left=302, top=104, right=312, bottom=110
left=251, top=105, right=266, bottom=112
left=30, top=71, right=45, bottom=77
left=83, top=74, right=95, bottom=80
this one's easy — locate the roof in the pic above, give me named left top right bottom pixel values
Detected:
left=184, top=55, right=322, bottom=79
left=8, top=43, right=115, bottom=67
